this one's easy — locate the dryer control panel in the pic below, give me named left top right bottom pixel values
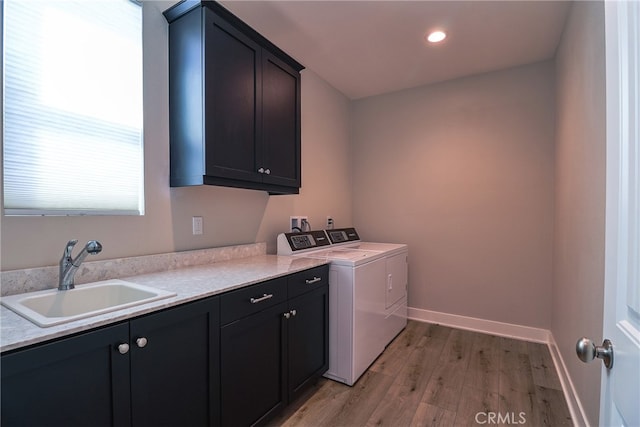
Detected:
left=326, top=228, right=360, bottom=244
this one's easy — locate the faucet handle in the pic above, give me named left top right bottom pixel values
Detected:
left=63, top=240, right=78, bottom=259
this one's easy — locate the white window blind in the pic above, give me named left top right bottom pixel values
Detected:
left=3, top=0, right=144, bottom=215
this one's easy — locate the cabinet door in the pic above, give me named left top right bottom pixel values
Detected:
left=261, top=51, right=301, bottom=189
left=220, top=302, right=287, bottom=426
left=1, top=323, right=131, bottom=427
left=287, top=284, right=329, bottom=401
left=204, top=8, right=262, bottom=184
left=130, top=298, right=220, bottom=427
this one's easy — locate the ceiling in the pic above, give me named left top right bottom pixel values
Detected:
left=220, top=1, right=572, bottom=100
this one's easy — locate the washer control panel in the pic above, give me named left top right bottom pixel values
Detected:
left=290, top=234, right=315, bottom=249
left=279, top=230, right=331, bottom=253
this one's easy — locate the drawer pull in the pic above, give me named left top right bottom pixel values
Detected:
left=305, top=277, right=322, bottom=285
left=250, top=293, right=273, bottom=304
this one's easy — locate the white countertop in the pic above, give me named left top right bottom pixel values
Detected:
left=1, top=254, right=328, bottom=353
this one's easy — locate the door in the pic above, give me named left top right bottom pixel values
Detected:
left=205, top=8, right=262, bottom=184
left=261, top=51, right=301, bottom=189
left=130, top=298, right=220, bottom=427
left=1, top=323, right=131, bottom=427
left=601, top=1, right=640, bottom=425
left=288, top=285, right=329, bottom=401
left=220, top=301, right=288, bottom=426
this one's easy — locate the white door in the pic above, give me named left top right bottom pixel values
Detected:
left=600, top=1, right=640, bottom=425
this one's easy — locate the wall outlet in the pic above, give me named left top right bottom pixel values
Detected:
left=192, top=216, right=203, bottom=235
left=290, top=216, right=308, bottom=232
left=326, top=216, right=334, bottom=229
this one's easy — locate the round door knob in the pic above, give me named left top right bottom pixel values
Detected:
left=136, top=337, right=148, bottom=348
left=117, top=343, right=130, bottom=354
left=576, top=337, right=614, bottom=369
left=283, top=312, right=291, bottom=319
left=290, top=309, right=297, bottom=317
left=264, top=169, right=271, bottom=175
left=257, top=167, right=265, bottom=174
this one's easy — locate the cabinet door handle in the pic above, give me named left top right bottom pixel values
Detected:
left=117, top=343, right=130, bottom=354
left=305, top=277, right=322, bottom=285
left=264, top=168, right=271, bottom=175
left=250, top=293, right=273, bottom=304
left=283, top=312, right=291, bottom=319
left=257, top=167, right=265, bottom=174
left=290, top=309, right=297, bottom=317
left=136, top=337, right=148, bottom=348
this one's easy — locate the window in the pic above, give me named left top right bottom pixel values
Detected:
left=3, top=0, right=144, bottom=215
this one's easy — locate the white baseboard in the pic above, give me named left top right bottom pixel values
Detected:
left=408, top=306, right=550, bottom=343
left=547, top=334, right=590, bottom=427
left=408, top=306, right=588, bottom=426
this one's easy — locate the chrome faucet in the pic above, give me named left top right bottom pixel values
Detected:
left=58, top=240, right=103, bottom=291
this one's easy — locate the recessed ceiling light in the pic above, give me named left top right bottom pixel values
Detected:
left=426, top=30, right=447, bottom=44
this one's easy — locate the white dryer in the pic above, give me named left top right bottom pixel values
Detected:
left=277, top=228, right=408, bottom=386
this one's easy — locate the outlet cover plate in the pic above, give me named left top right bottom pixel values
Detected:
left=192, top=216, right=203, bottom=235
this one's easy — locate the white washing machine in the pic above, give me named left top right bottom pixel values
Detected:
left=277, top=228, right=408, bottom=386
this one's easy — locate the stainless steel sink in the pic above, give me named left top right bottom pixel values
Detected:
left=1, top=279, right=176, bottom=327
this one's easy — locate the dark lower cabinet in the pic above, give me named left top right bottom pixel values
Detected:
left=220, top=302, right=288, bottom=426
left=288, top=285, right=329, bottom=402
left=220, top=266, right=329, bottom=426
left=130, top=298, right=220, bottom=427
left=1, top=323, right=130, bottom=427
left=1, top=265, right=328, bottom=427
left=0, top=297, right=220, bottom=427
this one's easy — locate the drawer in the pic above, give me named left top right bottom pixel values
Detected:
left=220, top=277, right=287, bottom=325
left=287, top=265, right=329, bottom=299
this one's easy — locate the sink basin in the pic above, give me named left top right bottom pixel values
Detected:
left=1, top=279, right=177, bottom=327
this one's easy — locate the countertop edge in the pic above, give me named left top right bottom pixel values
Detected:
left=1, top=255, right=329, bottom=353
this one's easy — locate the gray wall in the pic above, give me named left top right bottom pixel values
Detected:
left=552, top=2, right=606, bottom=425
left=351, top=62, right=556, bottom=329
left=0, top=2, right=353, bottom=271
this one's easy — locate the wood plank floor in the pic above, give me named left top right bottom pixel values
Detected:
left=268, top=320, right=572, bottom=427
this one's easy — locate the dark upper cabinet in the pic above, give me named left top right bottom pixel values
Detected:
left=164, top=1, right=304, bottom=194
left=261, top=52, right=301, bottom=189
left=204, top=11, right=262, bottom=185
